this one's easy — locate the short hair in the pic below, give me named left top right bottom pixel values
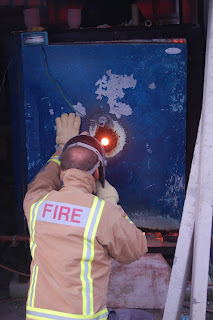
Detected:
left=60, top=146, right=98, bottom=172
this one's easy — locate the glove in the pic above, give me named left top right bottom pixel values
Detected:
left=55, top=113, right=81, bottom=148
left=96, top=180, right=119, bottom=204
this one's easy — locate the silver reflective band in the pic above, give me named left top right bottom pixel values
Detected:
left=26, top=310, right=108, bottom=320
left=82, top=197, right=103, bottom=315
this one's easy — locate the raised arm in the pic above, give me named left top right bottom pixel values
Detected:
left=23, top=113, right=81, bottom=217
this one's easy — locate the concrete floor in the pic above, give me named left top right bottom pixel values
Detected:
left=1, top=297, right=213, bottom=320
left=0, top=298, right=163, bottom=320
left=0, top=250, right=212, bottom=320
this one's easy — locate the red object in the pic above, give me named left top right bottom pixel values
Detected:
left=0, top=263, right=30, bottom=277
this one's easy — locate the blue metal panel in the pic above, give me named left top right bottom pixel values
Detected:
left=10, top=39, right=187, bottom=230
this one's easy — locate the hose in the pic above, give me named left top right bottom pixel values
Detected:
left=0, top=263, right=30, bottom=277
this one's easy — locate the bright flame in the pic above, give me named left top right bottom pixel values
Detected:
left=101, top=137, right=109, bottom=146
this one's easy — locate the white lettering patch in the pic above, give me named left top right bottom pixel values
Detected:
left=37, top=201, right=90, bottom=228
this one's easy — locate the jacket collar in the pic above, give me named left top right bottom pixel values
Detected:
left=60, top=168, right=96, bottom=194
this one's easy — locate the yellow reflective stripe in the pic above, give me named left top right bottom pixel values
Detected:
left=27, top=264, right=35, bottom=306
left=30, top=194, right=49, bottom=258
left=26, top=306, right=108, bottom=320
left=80, top=197, right=105, bottom=315
left=27, top=264, right=39, bottom=308
left=80, top=197, right=98, bottom=315
left=29, top=203, right=36, bottom=253
left=88, top=200, right=105, bottom=313
left=31, top=266, right=39, bottom=307
left=26, top=313, right=108, bottom=320
left=125, top=215, right=134, bottom=224
left=48, top=156, right=61, bottom=165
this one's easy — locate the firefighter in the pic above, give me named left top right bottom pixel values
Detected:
left=24, top=113, right=153, bottom=320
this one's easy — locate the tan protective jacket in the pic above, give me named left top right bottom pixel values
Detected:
left=23, top=151, right=148, bottom=320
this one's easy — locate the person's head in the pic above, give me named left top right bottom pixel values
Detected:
left=60, top=146, right=99, bottom=181
left=59, top=135, right=107, bottom=187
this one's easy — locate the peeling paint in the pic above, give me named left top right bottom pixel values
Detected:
left=95, top=70, right=136, bottom=119
left=28, top=159, right=40, bottom=170
left=146, top=143, right=152, bottom=154
left=144, top=184, right=156, bottom=190
left=149, top=82, right=156, bottom=89
left=170, top=93, right=185, bottom=112
left=49, top=109, right=54, bottom=115
left=169, top=103, right=183, bottom=112
left=131, top=210, right=180, bottom=230
left=162, top=174, right=185, bottom=209
left=73, top=102, right=86, bottom=117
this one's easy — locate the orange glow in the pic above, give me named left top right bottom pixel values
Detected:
left=101, top=137, right=109, bottom=146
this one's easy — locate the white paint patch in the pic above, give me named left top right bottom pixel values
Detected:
left=73, top=102, right=86, bottom=117
left=145, top=143, right=152, bottom=154
left=41, top=97, right=49, bottom=100
left=144, top=184, right=156, bottom=190
left=169, top=103, right=183, bottom=112
left=161, top=174, right=185, bottom=209
left=61, top=107, right=64, bottom=111
left=149, top=82, right=156, bottom=89
left=169, top=93, right=185, bottom=112
left=89, top=120, right=126, bottom=158
left=28, top=159, right=40, bottom=171
left=54, top=125, right=56, bottom=131
left=165, top=48, right=182, bottom=55
left=131, top=210, right=180, bottom=230
left=95, top=70, right=137, bottom=119
left=49, top=109, right=54, bottom=115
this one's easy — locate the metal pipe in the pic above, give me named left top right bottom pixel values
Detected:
left=0, top=235, right=29, bottom=242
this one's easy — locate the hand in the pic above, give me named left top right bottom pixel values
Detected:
left=55, top=113, right=81, bottom=148
left=96, top=180, right=119, bottom=204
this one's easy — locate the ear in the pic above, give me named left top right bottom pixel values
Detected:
left=93, top=168, right=99, bottom=181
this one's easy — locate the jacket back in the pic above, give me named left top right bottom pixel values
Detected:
left=23, top=155, right=147, bottom=320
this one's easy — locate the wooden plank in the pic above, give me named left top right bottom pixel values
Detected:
left=190, top=1, right=213, bottom=318
left=162, top=123, right=201, bottom=320
left=163, top=2, right=213, bottom=319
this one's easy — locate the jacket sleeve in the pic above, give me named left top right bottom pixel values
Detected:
left=97, top=203, right=148, bottom=264
left=23, top=149, right=62, bottom=219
